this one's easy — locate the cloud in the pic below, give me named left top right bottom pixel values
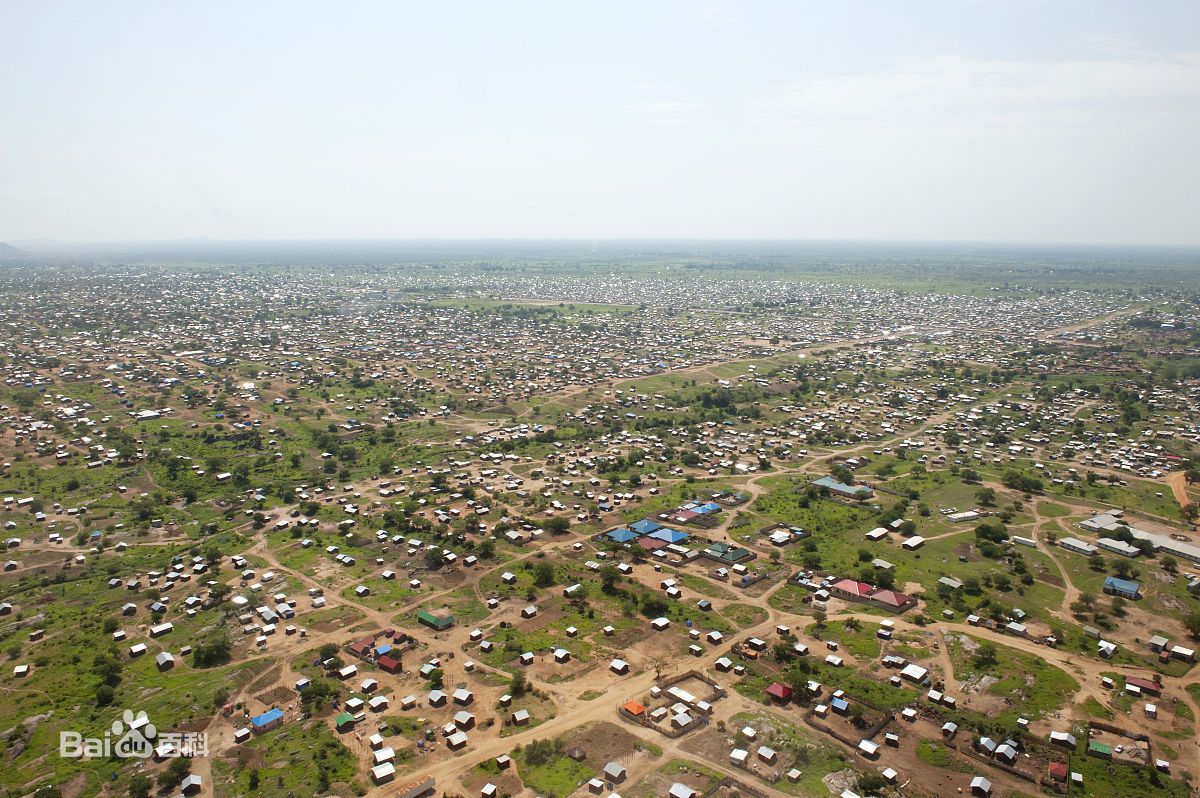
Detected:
left=699, top=4, right=737, bottom=29
left=747, top=53, right=1200, bottom=130
left=631, top=100, right=708, bottom=126
left=633, top=100, right=707, bottom=115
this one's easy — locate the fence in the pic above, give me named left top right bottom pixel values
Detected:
left=1087, top=720, right=1153, bottom=770
left=617, top=705, right=710, bottom=738
left=701, top=775, right=771, bottom=798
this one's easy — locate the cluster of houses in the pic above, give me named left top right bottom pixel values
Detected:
left=603, top=518, right=693, bottom=554
left=784, top=572, right=916, bottom=614
left=345, top=629, right=406, bottom=673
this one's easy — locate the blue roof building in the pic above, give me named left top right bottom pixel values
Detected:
left=251, top=707, right=284, bottom=733
left=1103, top=575, right=1141, bottom=599
left=606, top=527, right=638, bottom=544
left=630, top=519, right=662, bottom=535
left=813, top=476, right=874, bottom=498
left=649, top=527, right=689, bottom=544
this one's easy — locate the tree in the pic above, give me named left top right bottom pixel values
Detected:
left=92, top=652, right=124, bottom=687
left=158, top=757, right=191, bottom=789
left=545, top=517, right=571, bottom=535
left=128, top=774, right=152, bottom=798
left=975, top=488, right=997, bottom=507
left=1113, top=560, right=1139, bottom=580
left=298, top=678, right=339, bottom=708
left=857, top=774, right=888, bottom=794
left=192, top=633, right=232, bottom=668
left=1184, top=610, right=1200, bottom=639
left=641, top=595, right=669, bottom=618
left=599, top=564, right=621, bottom=593
left=510, top=670, right=528, bottom=698
left=1001, top=469, right=1043, bottom=493
left=533, top=562, right=555, bottom=588
left=973, top=642, right=999, bottom=669
left=95, top=684, right=115, bottom=707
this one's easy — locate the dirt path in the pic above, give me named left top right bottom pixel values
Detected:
left=1168, top=471, right=1191, bottom=510
left=1028, top=505, right=1082, bottom=619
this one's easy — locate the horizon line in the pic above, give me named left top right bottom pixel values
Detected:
left=6, top=236, right=1200, bottom=250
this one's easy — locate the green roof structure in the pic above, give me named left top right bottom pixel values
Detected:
left=417, top=609, right=454, bottom=630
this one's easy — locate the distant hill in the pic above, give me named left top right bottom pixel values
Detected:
left=0, top=242, right=23, bottom=254
left=7, top=238, right=62, bottom=251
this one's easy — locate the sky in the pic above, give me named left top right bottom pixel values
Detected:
left=1, top=1, right=1198, bottom=245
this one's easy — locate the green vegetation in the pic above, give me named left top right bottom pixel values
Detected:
left=212, top=720, right=356, bottom=798
left=945, top=634, right=1079, bottom=724
left=916, top=739, right=951, bottom=767
left=513, top=738, right=593, bottom=798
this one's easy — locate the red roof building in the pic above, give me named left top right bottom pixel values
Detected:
left=831, top=578, right=874, bottom=598
left=622, top=701, right=646, bottom=716
left=766, top=682, right=793, bottom=703
left=347, top=637, right=375, bottom=658
left=870, top=589, right=914, bottom=609
left=1126, top=676, right=1162, bottom=695
left=377, top=655, right=402, bottom=673
left=830, top=578, right=915, bottom=612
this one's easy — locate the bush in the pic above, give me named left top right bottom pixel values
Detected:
left=158, top=757, right=191, bottom=789
left=128, top=774, right=152, bottom=798
left=192, top=633, right=232, bottom=668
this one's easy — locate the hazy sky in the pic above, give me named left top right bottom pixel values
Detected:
left=2, top=1, right=1198, bottom=245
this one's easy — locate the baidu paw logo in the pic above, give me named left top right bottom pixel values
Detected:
left=111, top=710, right=155, bottom=759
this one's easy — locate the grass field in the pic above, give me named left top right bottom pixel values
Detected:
left=944, top=634, right=1079, bottom=725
